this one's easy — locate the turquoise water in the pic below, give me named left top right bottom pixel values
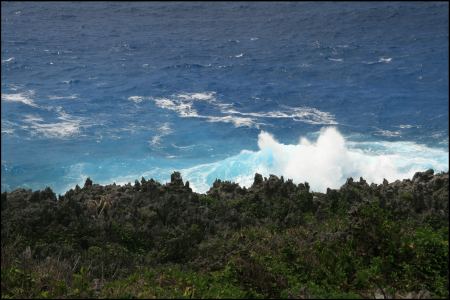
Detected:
left=1, top=2, right=448, bottom=194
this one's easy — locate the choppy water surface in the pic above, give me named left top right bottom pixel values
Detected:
left=1, top=2, right=448, bottom=193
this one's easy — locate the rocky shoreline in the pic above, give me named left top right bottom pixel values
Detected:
left=1, top=169, right=448, bottom=298
left=4, top=169, right=448, bottom=216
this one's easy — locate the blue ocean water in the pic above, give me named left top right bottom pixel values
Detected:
left=1, top=2, right=449, bottom=194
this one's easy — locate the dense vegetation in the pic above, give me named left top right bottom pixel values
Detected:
left=1, top=170, right=448, bottom=299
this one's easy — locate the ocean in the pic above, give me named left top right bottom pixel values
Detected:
left=1, top=2, right=448, bottom=194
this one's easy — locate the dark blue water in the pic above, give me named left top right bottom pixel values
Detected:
left=2, top=2, right=448, bottom=193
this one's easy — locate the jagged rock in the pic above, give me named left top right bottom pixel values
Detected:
left=1, top=169, right=448, bottom=297
left=359, top=177, right=367, bottom=186
left=430, top=174, right=447, bottom=191
left=212, top=179, right=221, bottom=188
left=253, top=173, right=264, bottom=187
left=412, top=169, right=434, bottom=183
left=207, top=180, right=242, bottom=201
left=84, top=177, right=93, bottom=188
left=3, top=170, right=448, bottom=231
left=170, top=172, right=184, bottom=186
left=266, top=174, right=281, bottom=194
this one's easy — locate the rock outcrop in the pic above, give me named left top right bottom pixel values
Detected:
left=1, top=169, right=448, bottom=299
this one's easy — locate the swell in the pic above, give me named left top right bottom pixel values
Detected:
left=180, top=127, right=449, bottom=193
left=23, top=127, right=447, bottom=195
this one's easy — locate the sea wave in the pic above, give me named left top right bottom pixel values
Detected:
left=149, top=122, right=173, bottom=146
left=154, top=97, right=199, bottom=117
left=180, top=127, right=449, bottom=193
left=176, top=92, right=215, bottom=101
left=328, top=58, right=343, bottom=62
left=149, top=91, right=337, bottom=128
left=363, top=57, right=393, bottom=65
left=1, top=57, right=15, bottom=63
left=128, top=95, right=146, bottom=103
left=1, top=121, right=17, bottom=135
left=397, top=124, right=421, bottom=129
left=1, top=91, right=38, bottom=107
left=1, top=88, right=89, bottom=139
left=373, top=129, right=402, bottom=137
left=225, top=106, right=337, bottom=125
left=152, top=93, right=254, bottom=127
left=379, top=57, right=392, bottom=63
left=48, top=94, right=79, bottom=100
left=20, top=109, right=84, bottom=139
left=56, top=127, right=448, bottom=196
left=204, top=115, right=256, bottom=127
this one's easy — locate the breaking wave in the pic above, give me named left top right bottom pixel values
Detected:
left=56, top=127, right=448, bottom=196
left=180, top=127, right=449, bottom=193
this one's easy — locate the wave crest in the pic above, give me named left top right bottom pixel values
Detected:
left=1, top=91, right=38, bottom=107
left=181, top=127, right=449, bottom=193
left=148, top=91, right=337, bottom=128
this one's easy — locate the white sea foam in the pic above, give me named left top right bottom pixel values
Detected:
left=328, top=58, right=343, bottom=62
left=398, top=124, right=421, bottom=129
left=180, top=127, right=449, bottom=193
left=151, top=91, right=337, bottom=128
left=362, top=57, right=393, bottom=65
left=128, top=96, right=145, bottom=103
left=379, top=57, right=392, bottom=63
left=23, top=119, right=81, bottom=138
left=1, top=121, right=17, bottom=135
left=48, top=94, right=78, bottom=100
left=2, top=87, right=92, bottom=139
left=2, top=91, right=38, bottom=107
left=149, top=122, right=173, bottom=146
left=221, top=106, right=337, bottom=125
left=2, top=57, right=14, bottom=63
left=176, top=92, right=215, bottom=101
left=374, top=129, right=402, bottom=137
left=56, top=128, right=448, bottom=196
left=171, top=143, right=197, bottom=150
left=21, top=110, right=83, bottom=139
left=23, top=114, right=45, bottom=123
left=1, top=129, right=14, bottom=135
left=153, top=97, right=199, bottom=117
left=152, top=94, right=257, bottom=127
left=205, top=115, right=256, bottom=128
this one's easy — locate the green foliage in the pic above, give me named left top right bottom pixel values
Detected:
left=69, top=267, right=93, bottom=298
left=1, top=172, right=448, bottom=298
left=97, top=266, right=248, bottom=299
